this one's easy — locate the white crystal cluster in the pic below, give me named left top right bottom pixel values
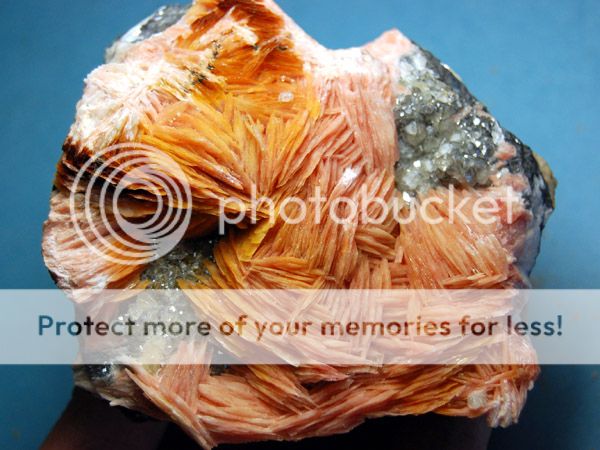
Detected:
left=394, top=49, right=504, bottom=195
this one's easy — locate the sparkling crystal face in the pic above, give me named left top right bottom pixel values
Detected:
left=141, top=237, right=217, bottom=289
left=394, top=49, right=502, bottom=195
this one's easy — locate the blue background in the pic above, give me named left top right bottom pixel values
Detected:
left=0, top=0, right=598, bottom=448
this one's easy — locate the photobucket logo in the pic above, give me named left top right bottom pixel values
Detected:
left=218, top=184, right=519, bottom=233
left=70, top=143, right=192, bottom=266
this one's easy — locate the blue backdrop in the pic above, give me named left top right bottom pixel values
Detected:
left=0, top=0, right=598, bottom=448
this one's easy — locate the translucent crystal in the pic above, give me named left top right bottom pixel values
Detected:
left=394, top=49, right=499, bottom=195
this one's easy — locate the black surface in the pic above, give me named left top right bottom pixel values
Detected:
left=159, top=414, right=491, bottom=450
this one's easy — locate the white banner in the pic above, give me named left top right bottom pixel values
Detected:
left=1, top=289, right=599, bottom=365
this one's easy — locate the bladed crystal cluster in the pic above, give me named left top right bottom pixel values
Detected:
left=42, top=1, right=555, bottom=448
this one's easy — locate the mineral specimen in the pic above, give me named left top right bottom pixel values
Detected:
left=43, top=1, right=555, bottom=448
